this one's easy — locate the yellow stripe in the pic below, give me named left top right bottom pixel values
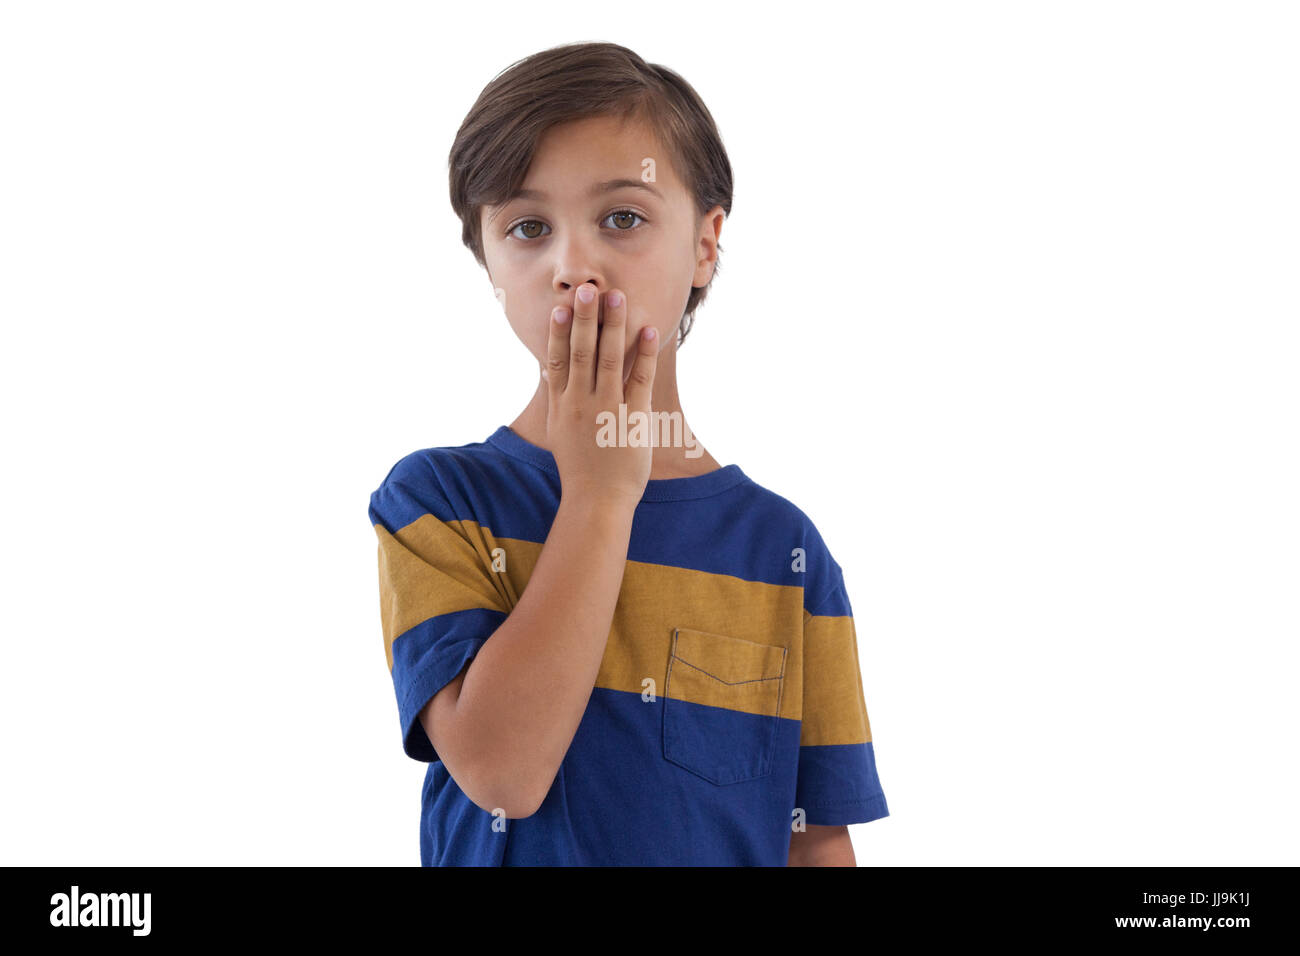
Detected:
left=800, top=609, right=874, bottom=746
left=375, top=515, right=875, bottom=744
left=374, top=517, right=510, bottom=671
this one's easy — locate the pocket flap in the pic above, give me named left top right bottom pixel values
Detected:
left=671, top=627, right=786, bottom=685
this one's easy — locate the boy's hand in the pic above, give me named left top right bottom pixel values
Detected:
left=545, top=282, right=659, bottom=510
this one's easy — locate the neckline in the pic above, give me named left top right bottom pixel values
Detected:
left=486, top=425, right=749, bottom=502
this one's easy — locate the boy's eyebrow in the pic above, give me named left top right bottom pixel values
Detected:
left=487, top=178, right=664, bottom=222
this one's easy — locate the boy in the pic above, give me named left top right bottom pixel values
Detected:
left=368, top=41, right=889, bottom=866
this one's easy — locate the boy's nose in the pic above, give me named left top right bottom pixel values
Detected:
left=557, top=273, right=601, bottom=293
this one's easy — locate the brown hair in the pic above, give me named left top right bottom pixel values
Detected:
left=448, top=41, right=733, bottom=348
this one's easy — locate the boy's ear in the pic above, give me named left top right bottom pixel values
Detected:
left=693, top=205, right=725, bottom=285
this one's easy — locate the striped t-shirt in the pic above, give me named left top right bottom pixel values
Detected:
left=368, top=425, right=889, bottom=865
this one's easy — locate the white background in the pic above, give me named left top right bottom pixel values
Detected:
left=1, top=1, right=1296, bottom=866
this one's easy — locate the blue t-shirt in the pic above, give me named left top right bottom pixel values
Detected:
left=368, top=425, right=889, bottom=865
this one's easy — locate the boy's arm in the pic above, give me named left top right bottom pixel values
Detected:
left=424, top=497, right=636, bottom=818
left=431, top=285, right=658, bottom=819
left=788, top=824, right=857, bottom=866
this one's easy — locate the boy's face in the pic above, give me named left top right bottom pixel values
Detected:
left=480, top=114, right=719, bottom=377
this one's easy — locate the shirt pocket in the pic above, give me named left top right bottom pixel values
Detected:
left=663, top=626, right=788, bottom=786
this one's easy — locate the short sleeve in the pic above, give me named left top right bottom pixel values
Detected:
left=795, top=554, right=890, bottom=826
left=369, top=452, right=510, bottom=763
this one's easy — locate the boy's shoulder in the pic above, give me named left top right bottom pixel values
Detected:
left=373, top=434, right=494, bottom=487
left=716, top=463, right=850, bottom=610
left=731, top=467, right=841, bottom=555
left=369, top=433, right=505, bottom=531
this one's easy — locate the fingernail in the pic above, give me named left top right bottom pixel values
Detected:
left=644, top=327, right=656, bottom=341
left=554, top=307, right=570, bottom=324
left=577, top=286, right=594, bottom=303
left=607, top=291, right=623, bottom=308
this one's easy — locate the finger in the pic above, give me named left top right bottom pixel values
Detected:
left=623, top=324, right=659, bottom=412
left=568, top=282, right=599, bottom=391
left=595, top=289, right=627, bottom=399
left=546, top=305, right=571, bottom=397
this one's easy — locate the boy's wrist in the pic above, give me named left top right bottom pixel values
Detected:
left=556, top=490, right=640, bottom=526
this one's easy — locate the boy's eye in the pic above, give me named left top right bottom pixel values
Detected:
left=510, top=220, right=549, bottom=240
left=505, top=209, right=648, bottom=241
left=603, top=209, right=646, bottom=231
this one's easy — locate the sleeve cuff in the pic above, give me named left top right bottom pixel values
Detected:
left=802, top=791, right=890, bottom=826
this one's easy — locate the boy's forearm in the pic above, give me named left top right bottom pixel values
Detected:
left=451, top=494, right=636, bottom=816
left=788, top=825, right=857, bottom=866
